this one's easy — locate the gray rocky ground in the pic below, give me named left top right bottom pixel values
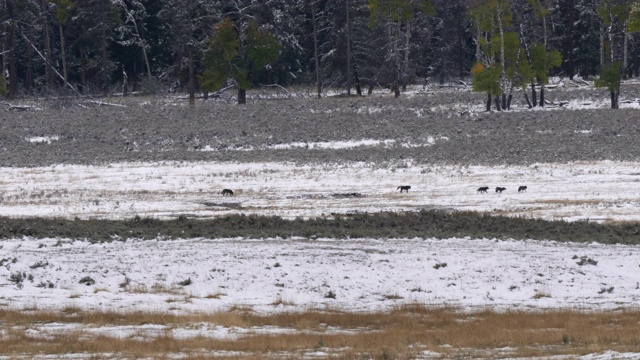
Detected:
left=1, top=84, right=640, bottom=167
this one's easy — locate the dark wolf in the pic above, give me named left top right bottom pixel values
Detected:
left=221, top=189, right=234, bottom=196
left=477, top=186, right=489, bottom=193
left=397, top=185, right=411, bottom=193
left=495, top=187, right=506, bottom=193
left=518, top=186, right=527, bottom=192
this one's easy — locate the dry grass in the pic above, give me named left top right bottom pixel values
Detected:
left=526, top=199, right=607, bottom=206
left=2, top=305, right=640, bottom=358
left=203, top=292, right=226, bottom=299
left=124, top=282, right=185, bottom=295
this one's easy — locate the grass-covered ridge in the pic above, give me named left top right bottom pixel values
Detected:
left=1, top=210, right=640, bottom=244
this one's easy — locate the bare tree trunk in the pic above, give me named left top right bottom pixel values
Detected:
left=41, top=0, right=54, bottom=89
left=623, top=30, right=629, bottom=79
left=345, top=0, right=351, bottom=95
left=100, top=17, right=109, bottom=96
left=238, top=88, right=246, bottom=104
left=354, top=65, right=362, bottom=96
left=540, top=3, right=547, bottom=108
left=523, top=91, right=532, bottom=108
left=539, top=0, right=547, bottom=48
left=139, top=33, right=152, bottom=78
left=312, top=6, right=321, bottom=98
left=475, top=23, right=481, bottom=63
left=495, top=95, right=502, bottom=111
left=612, top=70, right=620, bottom=109
left=80, top=47, right=87, bottom=92
left=486, top=93, right=491, bottom=112
left=59, top=24, right=68, bottom=85
left=6, top=0, right=18, bottom=99
left=600, top=24, right=605, bottom=67
left=26, top=25, right=34, bottom=93
left=531, top=82, right=537, bottom=107
left=495, top=3, right=508, bottom=104
left=188, top=46, right=195, bottom=106
left=122, top=69, right=128, bottom=96
left=402, top=20, right=410, bottom=91
left=566, top=0, right=575, bottom=79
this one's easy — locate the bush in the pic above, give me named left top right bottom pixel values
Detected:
left=79, top=276, right=96, bottom=286
left=9, top=272, right=24, bottom=284
left=30, top=261, right=49, bottom=269
left=324, top=290, right=336, bottom=299
left=576, top=256, right=598, bottom=266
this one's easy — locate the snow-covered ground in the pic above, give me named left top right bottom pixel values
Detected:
left=1, top=235, right=639, bottom=315
left=1, top=159, right=640, bottom=315
left=0, top=160, right=639, bottom=222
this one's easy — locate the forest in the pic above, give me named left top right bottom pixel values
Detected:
left=1, top=0, right=639, bottom=108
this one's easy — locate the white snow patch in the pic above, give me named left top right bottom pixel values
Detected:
left=26, top=136, right=59, bottom=144
left=199, top=138, right=449, bottom=152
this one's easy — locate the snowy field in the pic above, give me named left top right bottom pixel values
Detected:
left=2, top=235, right=640, bottom=314
left=1, top=159, right=640, bottom=315
left=0, top=159, right=639, bottom=222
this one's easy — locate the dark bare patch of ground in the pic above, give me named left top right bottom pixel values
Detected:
left=1, top=84, right=640, bottom=167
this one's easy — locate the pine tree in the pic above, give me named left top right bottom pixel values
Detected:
left=368, top=0, right=435, bottom=97
left=573, top=0, right=600, bottom=78
left=201, top=18, right=280, bottom=104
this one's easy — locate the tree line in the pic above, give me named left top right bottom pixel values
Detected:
left=1, top=0, right=639, bottom=109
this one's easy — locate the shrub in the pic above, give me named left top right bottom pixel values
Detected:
left=9, top=272, right=24, bottom=284
left=576, top=256, right=598, bottom=266
left=29, top=261, right=49, bottom=269
left=598, top=286, right=614, bottom=294
left=79, top=276, right=96, bottom=286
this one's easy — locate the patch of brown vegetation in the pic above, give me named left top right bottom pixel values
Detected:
left=2, top=305, right=640, bottom=358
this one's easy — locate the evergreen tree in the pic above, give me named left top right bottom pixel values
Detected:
left=368, top=0, right=435, bottom=96
left=572, top=0, right=601, bottom=78
left=201, top=18, right=281, bottom=104
left=428, top=0, right=474, bottom=83
left=160, top=0, right=218, bottom=104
